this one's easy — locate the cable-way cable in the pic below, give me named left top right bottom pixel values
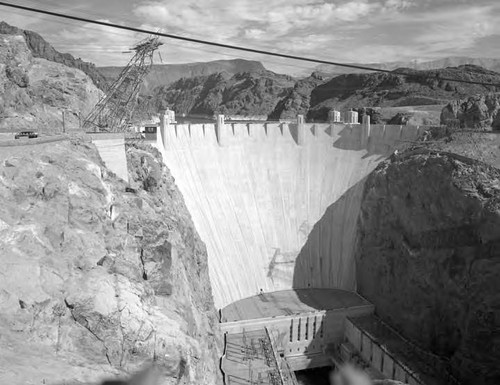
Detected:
left=1, top=1, right=500, bottom=88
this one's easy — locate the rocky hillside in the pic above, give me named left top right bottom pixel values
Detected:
left=0, top=21, right=106, bottom=90
left=0, top=31, right=102, bottom=132
left=147, top=64, right=500, bottom=122
left=0, top=140, right=221, bottom=384
left=307, top=65, right=500, bottom=120
left=268, top=72, right=326, bottom=120
left=356, top=149, right=500, bottom=385
left=441, top=93, right=500, bottom=130
left=152, top=70, right=295, bottom=118
left=100, top=59, right=266, bottom=94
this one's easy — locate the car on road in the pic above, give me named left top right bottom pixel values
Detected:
left=14, top=131, right=38, bottom=139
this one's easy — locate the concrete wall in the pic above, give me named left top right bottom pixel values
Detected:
left=90, top=133, right=129, bottom=183
left=154, top=120, right=422, bottom=309
left=345, top=319, right=424, bottom=385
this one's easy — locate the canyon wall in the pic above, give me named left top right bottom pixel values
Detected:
left=0, top=140, right=221, bottom=384
left=356, top=150, right=500, bottom=385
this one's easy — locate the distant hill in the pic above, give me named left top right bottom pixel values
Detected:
left=148, top=70, right=295, bottom=118
left=269, top=72, right=327, bottom=120
left=0, top=21, right=106, bottom=90
left=315, top=57, right=500, bottom=77
left=140, top=65, right=500, bottom=122
left=99, top=59, right=267, bottom=94
left=307, top=65, right=500, bottom=120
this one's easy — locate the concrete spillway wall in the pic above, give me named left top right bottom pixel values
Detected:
left=89, top=133, right=129, bottom=183
left=154, top=119, right=422, bottom=309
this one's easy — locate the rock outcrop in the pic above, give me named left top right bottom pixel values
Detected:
left=0, top=21, right=107, bottom=90
left=440, top=93, right=500, bottom=130
left=0, top=31, right=102, bottom=132
left=152, top=70, right=295, bottom=118
left=356, top=150, right=500, bottom=385
left=148, top=64, right=500, bottom=121
left=0, top=140, right=221, bottom=384
left=269, top=72, right=325, bottom=120
left=308, top=65, right=500, bottom=120
left=100, top=59, right=266, bottom=94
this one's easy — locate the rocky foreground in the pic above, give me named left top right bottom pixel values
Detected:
left=0, top=140, right=221, bottom=384
left=356, top=147, right=500, bottom=385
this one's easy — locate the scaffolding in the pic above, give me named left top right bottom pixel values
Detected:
left=83, top=35, right=162, bottom=132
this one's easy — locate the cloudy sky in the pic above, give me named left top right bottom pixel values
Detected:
left=2, top=0, right=500, bottom=74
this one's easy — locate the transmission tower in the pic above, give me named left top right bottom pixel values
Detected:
left=83, top=35, right=162, bottom=132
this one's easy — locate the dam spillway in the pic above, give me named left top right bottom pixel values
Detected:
left=152, top=117, right=422, bottom=310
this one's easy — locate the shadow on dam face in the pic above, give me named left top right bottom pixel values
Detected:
left=154, top=120, right=421, bottom=310
left=292, top=178, right=368, bottom=296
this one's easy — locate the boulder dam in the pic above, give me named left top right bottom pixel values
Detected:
left=152, top=115, right=420, bottom=309
left=140, top=114, right=435, bottom=384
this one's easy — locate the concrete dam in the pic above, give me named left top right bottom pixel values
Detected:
left=153, top=116, right=421, bottom=309
left=128, top=115, right=430, bottom=384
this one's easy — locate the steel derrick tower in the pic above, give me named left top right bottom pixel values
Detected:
left=83, top=36, right=162, bottom=132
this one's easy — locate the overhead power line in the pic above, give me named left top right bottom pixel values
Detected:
left=1, top=1, right=500, bottom=87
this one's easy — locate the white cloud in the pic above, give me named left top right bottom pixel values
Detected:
left=400, top=4, right=500, bottom=54
left=2, top=0, right=500, bottom=73
left=53, top=20, right=140, bottom=66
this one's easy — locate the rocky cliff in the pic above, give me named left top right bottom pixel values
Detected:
left=0, top=140, right=221, bottom=384
left=100, top=59, right=266, bottom=95
left=441, top=93, right=500, bottom=130
left=152, top=70, right=295, bottom=118
left=356, top=149, right=500, bottom=385
left=0, top=31, right=102, bottom=132
left=268, top=72, right=326, bottom=120
left=148, top=64, right=500, bottom=122
left=0, top=21, right=106, bottom=90
left=308, top=65, right=500, bottom=120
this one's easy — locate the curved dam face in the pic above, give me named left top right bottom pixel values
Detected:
left=154, top=120, right=421, bottom=309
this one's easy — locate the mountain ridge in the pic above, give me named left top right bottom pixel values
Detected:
left=148, top=64, right=500, bottom=122
left=99, top=59, right=267, bottom=94
left=314, top=56, right=500, bottom=77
